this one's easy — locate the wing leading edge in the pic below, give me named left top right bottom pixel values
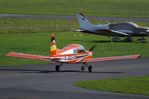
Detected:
left=95, top=29, right=129, bottom=36
left=83, top=55, right=141, bottom=62
left=6, top=52, right=141, bottom=63
left=110, top=29, right=129, bottom=36
left=6, top=52, right=50, bottom=62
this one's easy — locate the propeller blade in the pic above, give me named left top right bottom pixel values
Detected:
left=89, top=45, right=96, bottom=51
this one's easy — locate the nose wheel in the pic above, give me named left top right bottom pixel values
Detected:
left=88, top=65, right=93, bottom=72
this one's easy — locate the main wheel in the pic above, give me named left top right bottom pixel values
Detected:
left=112, top=37, right=121, bottom=42
left=124, top=37, right=133, bottom=42
left=138, top=37, right=147, bottom=43
left=88, top=66, right=92, bottom=72
left=55, top=65, right=60, bottom=72
left=141, top=38, right=147, bottom=43
left=81, top=66, right=85, bottom=72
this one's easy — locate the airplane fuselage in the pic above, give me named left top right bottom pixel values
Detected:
left=51, top=52, right=92, bottom=63
left=81, top=22, right=149, bottom=37
left=77, top=13, right=149, bottom=38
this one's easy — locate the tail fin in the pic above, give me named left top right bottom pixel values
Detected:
left=50, top=34, right=59, bottom=56
left=76, top=13, right=94, bottom=30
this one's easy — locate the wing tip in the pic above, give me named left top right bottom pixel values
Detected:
left=6, top=52, right=17, bottom=56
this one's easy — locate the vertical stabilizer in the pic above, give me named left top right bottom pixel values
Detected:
left=50, top=34, right=59, bottom=56
left=77, top=13, right=94, bottom=30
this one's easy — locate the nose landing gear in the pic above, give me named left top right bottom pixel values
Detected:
left=55, top=63, right=63, bottom=72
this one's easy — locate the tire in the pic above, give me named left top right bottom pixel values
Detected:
left=138, top=38, right=147, bottom=43
left=81, top=66, right=85, bottom=72
left=55, top=65, right=60, bottom=72
left=141, top=39, right=147, bottom=43
left=88, top=66, right=92, bottom=72
left=125, top=37, right=133, bottom=42
left=112, top=38, right=121, bottom=42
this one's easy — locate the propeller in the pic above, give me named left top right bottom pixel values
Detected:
left=89, top=45, right=96, bottom=51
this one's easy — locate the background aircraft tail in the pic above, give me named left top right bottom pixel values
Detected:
left=50, top=34, right=60, bottom=56
left=77, top=13, right=94, bottom=30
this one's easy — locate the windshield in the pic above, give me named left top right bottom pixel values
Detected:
left=78, top=45, right=86, bottom=52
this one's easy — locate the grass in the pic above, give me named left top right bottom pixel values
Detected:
left=0, top=0, right=149, bottom=18
left=74, top=76, right=149, bottom=96
left=0, top=18, right=149, bottom=34
left=0, top=18, right=149, bottom=66
left=0, top=32, right=149, bottom=66
left=0, top=18, right=78, bottom=33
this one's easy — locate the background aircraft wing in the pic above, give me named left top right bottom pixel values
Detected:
left=94, top=29, right=129, bottom=36
left=110, top=29, right=129, bottom=36
left=6, top=52, right=50, bottom=61
left=83, top=55, right=141, bottom=62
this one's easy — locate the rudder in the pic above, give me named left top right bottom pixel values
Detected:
left=76, top=13, right=94, bottom=30
left=50, top=34, right=60, bottom=56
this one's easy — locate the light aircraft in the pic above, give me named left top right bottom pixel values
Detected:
left=6, top=34, right=141, bottom=72
left=76, top=13, right=149, bottom=43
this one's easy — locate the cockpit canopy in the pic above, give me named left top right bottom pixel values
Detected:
left=78, top=45, right=86, bottom=52
left=73, top=45, right=86, bottom=54
left=60, top=44, right=87, bottom=55
left=128, top=22, right=139, bottom=27
left=109, top=22, right=139, bottom=30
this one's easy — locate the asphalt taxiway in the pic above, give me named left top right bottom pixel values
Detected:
left=0, top=58, right=149, bottom=99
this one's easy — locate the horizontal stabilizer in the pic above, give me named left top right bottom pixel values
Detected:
left=76, top=29, right=85, bottom=32
left=83, top=55, right=141, bottom=62
left=6, top=52, right=50, bottom=61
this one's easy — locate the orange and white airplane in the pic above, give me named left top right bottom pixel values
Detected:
left=6, top=34, right=141, bottom=72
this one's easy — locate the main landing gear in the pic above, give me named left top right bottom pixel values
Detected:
left=124, top=37, right=133, bottom=42
left=112, top=37, right=133, bottom=42
left=111, top=37, right=147, bottom=43
left=55, top=63, right=63, bottom=72
left=55, top=62, right=93, bottom=72
left=81, top=63, right=93, bottom=72
left=111, top=37, right=121, bottom=42
left=137, top=37, right=147, bottom=43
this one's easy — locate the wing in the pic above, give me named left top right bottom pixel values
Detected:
left=6, top=52, right=50, bottom=62
left=83, top=55, right=141, bottom=62
left=110, top=29, right=129, bottom=36
left=95, top=29, right=129, bottom=36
